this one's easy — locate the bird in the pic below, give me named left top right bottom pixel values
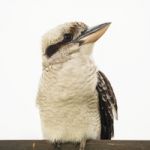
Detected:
left=36, top=21, right=118, bottom=150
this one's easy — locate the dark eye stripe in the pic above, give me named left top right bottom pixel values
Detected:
left=45, top=33, right=73, bottom=58
left=45, top=43, right=61, bottom=58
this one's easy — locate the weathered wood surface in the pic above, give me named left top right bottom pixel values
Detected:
left=0, top=140, right=150, bottom=150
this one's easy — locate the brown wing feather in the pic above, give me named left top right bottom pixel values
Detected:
left=96, top=71, right=118, bottom=139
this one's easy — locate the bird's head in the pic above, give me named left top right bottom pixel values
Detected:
left=42, top=22, right=110, bottom=68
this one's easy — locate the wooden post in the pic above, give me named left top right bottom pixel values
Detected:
left=0, top=140, right=150, bottom=150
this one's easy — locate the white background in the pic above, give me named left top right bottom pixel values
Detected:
left=0, top=0, right=150, bottom=140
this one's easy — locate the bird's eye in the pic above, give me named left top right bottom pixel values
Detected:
left=81, top=30, right=86, bottom=35
left=63, top=33, right=73, bottom=42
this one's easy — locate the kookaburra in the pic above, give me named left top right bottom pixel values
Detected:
left=37, top=22, right=118, bottom=150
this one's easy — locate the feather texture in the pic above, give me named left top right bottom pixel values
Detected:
left=96, top=71, right=118, bottom=139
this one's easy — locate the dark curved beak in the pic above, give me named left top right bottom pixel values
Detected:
left=75, top=22, right=111, bottom=44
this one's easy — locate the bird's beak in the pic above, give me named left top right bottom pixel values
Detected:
left=75, top=22, right=111, bottom=45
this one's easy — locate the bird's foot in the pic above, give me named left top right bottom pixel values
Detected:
left=79, top=138, right=86, bottom=150
left=74, top=142, right=79, bottom=148
left=54, top=142, right=62, bottom=150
